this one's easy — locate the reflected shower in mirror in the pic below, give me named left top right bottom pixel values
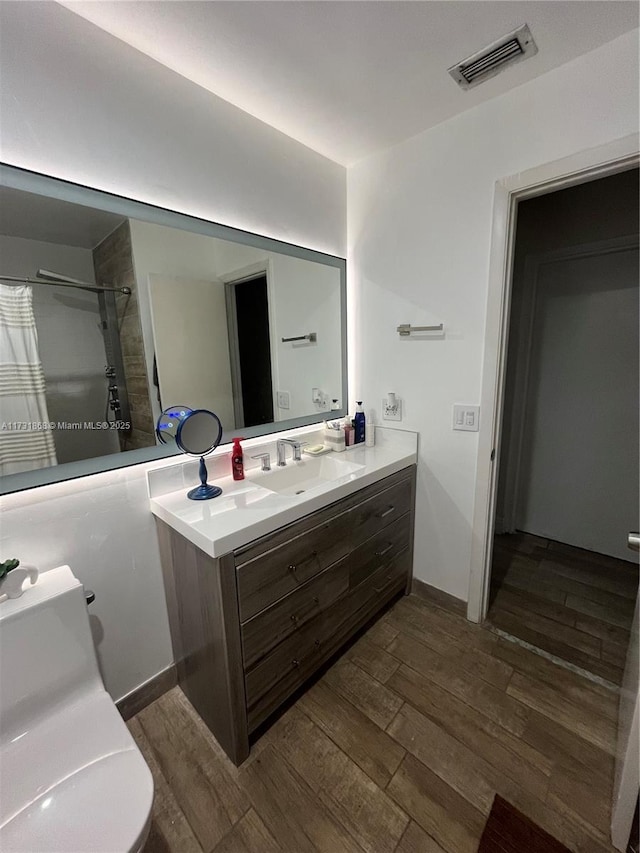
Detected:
left=0, top=166, right=347, bottom=492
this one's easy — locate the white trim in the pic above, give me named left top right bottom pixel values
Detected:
left=500, top=234, right=639, bottom=534
left=467, top=133, right=639, bottom=626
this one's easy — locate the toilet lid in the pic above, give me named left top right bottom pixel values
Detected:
left=1, top=692, right=154, bottom=853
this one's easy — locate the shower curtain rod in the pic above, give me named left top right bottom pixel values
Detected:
left=0, top=274, right=131, bottom=295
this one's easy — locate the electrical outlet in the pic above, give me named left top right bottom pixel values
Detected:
left=452, top=404, right=480, bottom=431
left=277, top=390, right=290, bottom=409
left=383, top=397, right=402, bottom=421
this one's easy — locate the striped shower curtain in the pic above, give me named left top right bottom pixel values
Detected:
left=0, top=284, right=57, bottom=475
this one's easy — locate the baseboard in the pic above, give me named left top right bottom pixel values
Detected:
left=411, top=578, right=467, bottom=617
left=116, top=663, right=177, bottom=721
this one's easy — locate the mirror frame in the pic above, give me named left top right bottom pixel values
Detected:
left=0, top=163, right=348, bottom=495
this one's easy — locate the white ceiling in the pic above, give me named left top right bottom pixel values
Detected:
left=58, top=1, right=640, bottom=165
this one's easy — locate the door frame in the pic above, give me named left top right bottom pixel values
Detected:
left=222, top=259, right=276, bottom=428
left=498, top=233, right=640, bottom=536
left=466, top=133, right=639, bottom=626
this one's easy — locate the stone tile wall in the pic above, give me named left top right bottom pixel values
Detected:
left=93, top=220, right=155, bottom=451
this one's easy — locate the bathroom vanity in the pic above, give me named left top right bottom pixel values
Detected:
left=150, top=430, right=417, bottom=764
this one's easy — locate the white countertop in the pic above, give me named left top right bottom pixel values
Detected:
left=148, top=427, right=417, bottom=557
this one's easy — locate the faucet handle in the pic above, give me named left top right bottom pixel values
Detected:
left=251, top=452, right=271, bottom=472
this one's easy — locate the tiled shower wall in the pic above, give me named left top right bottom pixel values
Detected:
left=93, top=220, right=155, bottom=450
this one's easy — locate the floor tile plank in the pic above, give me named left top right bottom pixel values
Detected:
left=238, top=745, right=364, bottom=853
left=387, top=597, right=512, bottom=690
left=387, top=754, right=485, bottom=853
left=395, top=821, right=447, bottom=853
left=323, top=658, right=403, bottom=729
left=136, top=697, right=248, bottom=851
left=490, top=637, right=619, bottom=722
left=267, top=705, right=408, bottom=853
left=387, top=632, right=529, bottom=736
left=298, top=679, right=405, bottom=788
left=564, top=593, right=636, bottom=630
left=387, top=664, right=551, bottom=799
left=489, top=534, right=637, bottom=686
left=343, top=633, right=401, bottom=683
left=507, top=672, right=616, bottom=754
left=130, top=718, right=204, bottom=853
left=212, top=809, right=281, bottom=853
left=388, top=703, right=501, bottom=814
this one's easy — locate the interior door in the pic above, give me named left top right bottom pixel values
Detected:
left=611, top=532, right=639, bottom=851
left=148, top=274, right=235, bottom=431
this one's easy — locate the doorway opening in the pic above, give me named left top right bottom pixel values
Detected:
left=226, top=273, right=275, bottom=429
left=485, top=169, right=639, bottom=687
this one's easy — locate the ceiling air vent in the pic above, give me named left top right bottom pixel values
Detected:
left=448, top=24, right=538, bottom=90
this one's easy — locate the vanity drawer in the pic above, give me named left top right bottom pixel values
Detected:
left=235, top=516, right=352, bottom=621
left=241, top=560, right=349, bottom=668
left=348, top=476, right=414, bottom=550
left=348, top=512, right=412, bottom=590
left=245, top=545, right=410, bottom=730
left=235, top=467, right=414, bottom=621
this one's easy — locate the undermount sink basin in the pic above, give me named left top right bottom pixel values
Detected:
left=255, top=454, right=365, bottom=496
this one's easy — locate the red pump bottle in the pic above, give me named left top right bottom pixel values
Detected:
left=231, top=437, right=245, bottom=480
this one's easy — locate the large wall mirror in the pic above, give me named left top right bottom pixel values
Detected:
left=0, top=164, right=347, bottom=494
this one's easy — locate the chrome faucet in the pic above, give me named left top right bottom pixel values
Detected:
left=276, top=438, right=305, bottom=466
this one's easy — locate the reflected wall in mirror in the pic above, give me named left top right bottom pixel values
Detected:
left=0, top=166, right=347, bottom=493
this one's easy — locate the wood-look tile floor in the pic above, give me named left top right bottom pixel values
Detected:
left=488, top=533, right=639, bottom=686
left=133, top=593, right=621, bottom=853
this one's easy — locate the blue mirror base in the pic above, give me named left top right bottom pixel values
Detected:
left=187, top=484, right=223, bottom=501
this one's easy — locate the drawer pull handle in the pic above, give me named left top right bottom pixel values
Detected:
left=379, top=506, right=395, bottom=518
left=292, top=658, right=300, bottom=667
left=375, top=543, right=394, bottom=558
left=291, top=614, right=299, bottom=624
left=313, top=596, right=320, bottom=605
left=314, top=639, right=321, bottom=648
left=374, top=577, right=393, bottom=593
left=288, top=564, right=297, bottom=573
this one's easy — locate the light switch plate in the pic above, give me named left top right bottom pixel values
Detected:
left=453, top=404, right=479, bottom=431
left=383, top=397, right=402, bottom=421
left=277, top=391, right=290, bottom=409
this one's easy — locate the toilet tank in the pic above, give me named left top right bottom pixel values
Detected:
left=0, top=566, right=104, bottom=737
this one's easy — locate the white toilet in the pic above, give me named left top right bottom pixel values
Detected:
left=0, top=565, right=154, bottom=853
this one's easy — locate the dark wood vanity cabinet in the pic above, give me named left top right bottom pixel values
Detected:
left=156, top=464, right=416, bottom=765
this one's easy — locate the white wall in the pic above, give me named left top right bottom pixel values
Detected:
left=0, top=235, right=120, bottom=464
left=0, top=2, right=346, bottom=702
left=347, top=30, right=639, bottom=600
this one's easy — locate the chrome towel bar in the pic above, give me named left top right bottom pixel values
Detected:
left=281, top=332, right=317, bottom=343
left=397, top=323, right=444, bottom=336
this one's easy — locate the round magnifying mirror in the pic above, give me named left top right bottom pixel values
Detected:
left=175, top=409, right=224, bottom=501
left=176, top=409, right=223, bottom=456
